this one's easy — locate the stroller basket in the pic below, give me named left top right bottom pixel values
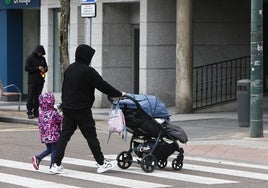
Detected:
left=133, top=139, right=177, bottom=160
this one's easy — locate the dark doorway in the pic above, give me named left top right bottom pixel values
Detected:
left=264, top=2, right=268, bottom=93
left=133, top=27, right=140, bottom=94
left=53, top=9, right=61, bottom=92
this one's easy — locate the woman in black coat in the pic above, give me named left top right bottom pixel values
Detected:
left=25, top=45, right=48, bottom=119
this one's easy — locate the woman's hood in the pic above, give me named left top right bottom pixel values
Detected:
left=33, top=45, right=46, bottom=55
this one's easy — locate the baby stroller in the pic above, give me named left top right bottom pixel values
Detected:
left=112, top=94, right=188, bottom=173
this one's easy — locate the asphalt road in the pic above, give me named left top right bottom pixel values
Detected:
left=1, top=120, right=268, bottom=188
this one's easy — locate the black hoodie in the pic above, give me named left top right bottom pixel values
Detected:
left=61, top=44, right=122, bottom=110
left=25, top=45, right=48, bottom=84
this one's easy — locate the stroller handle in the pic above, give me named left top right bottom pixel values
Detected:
left=107, top=94, right=141, bottom=108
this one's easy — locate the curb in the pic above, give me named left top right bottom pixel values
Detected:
left=0, top=117, right=37, bottom=125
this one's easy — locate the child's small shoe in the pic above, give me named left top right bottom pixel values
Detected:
left=31, top=156, right=40, bottom=170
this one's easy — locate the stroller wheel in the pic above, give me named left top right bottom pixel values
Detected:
left=117, top=151, right=133, bottom=169
left=172, top=158, right=183, bottom=171
left=140, top=154, right=157, bottom=173
left=157, top=159, right=167, bottom=169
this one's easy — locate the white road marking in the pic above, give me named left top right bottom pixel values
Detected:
left=0, top=173, right=82, bottom=188
left=0, top=127, right=37, bottom=132
left=106, top=154, right=268, bottom=181
left=0, top=159, right=170, bottom=188
left=165, top=155, right=268, bottom=181
left=5, top=154, right=266, bottom=187
left=184, top=155, right=268, bottom=170
left=183, top=163, right=268, bottom=181
left=51, top=156, right=238, bottom=185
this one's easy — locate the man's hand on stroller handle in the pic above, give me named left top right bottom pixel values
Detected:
left=107, top=92, right=126, bottom=102
left=120, top=91, right=126, bottom=99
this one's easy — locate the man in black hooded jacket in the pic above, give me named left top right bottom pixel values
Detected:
left=50, top=44, right=125, bottom=174
left=25, top=45, right=48, bottom=119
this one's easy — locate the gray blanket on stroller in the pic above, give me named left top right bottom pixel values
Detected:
left=165, top=123, right=188, bottom=144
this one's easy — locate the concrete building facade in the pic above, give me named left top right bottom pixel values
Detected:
left=1, top=0, right=267, bottom=110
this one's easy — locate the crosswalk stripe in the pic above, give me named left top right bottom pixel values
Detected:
left=49, top=157, right=238, bottom=185
left=184, top=156, right=268, bottom=170
left=163, top=155, right=268, bottom=181
left=0, top=173, right=82, bottom=188
left=183, top=164, right=268, bottom=181
left=0, top=127, right=37, bottom=132
left=0, top=159, right=170, bottom=188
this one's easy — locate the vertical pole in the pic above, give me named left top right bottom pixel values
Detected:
left=250, top=0, right=263, bottom=137
left=86, top=18, right=92, bottom=46
left=175, top=0, right=193, bottom=113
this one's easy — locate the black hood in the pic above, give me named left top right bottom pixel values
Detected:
left=33, top=45, right=46, bottom=55
left=75, top=44, right=95, bottom=65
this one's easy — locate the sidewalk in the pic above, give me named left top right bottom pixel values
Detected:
left=1, top=101, right=268, bottom=165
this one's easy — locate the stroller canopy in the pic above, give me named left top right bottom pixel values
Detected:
left=119, top=94, right=171, bottom=119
